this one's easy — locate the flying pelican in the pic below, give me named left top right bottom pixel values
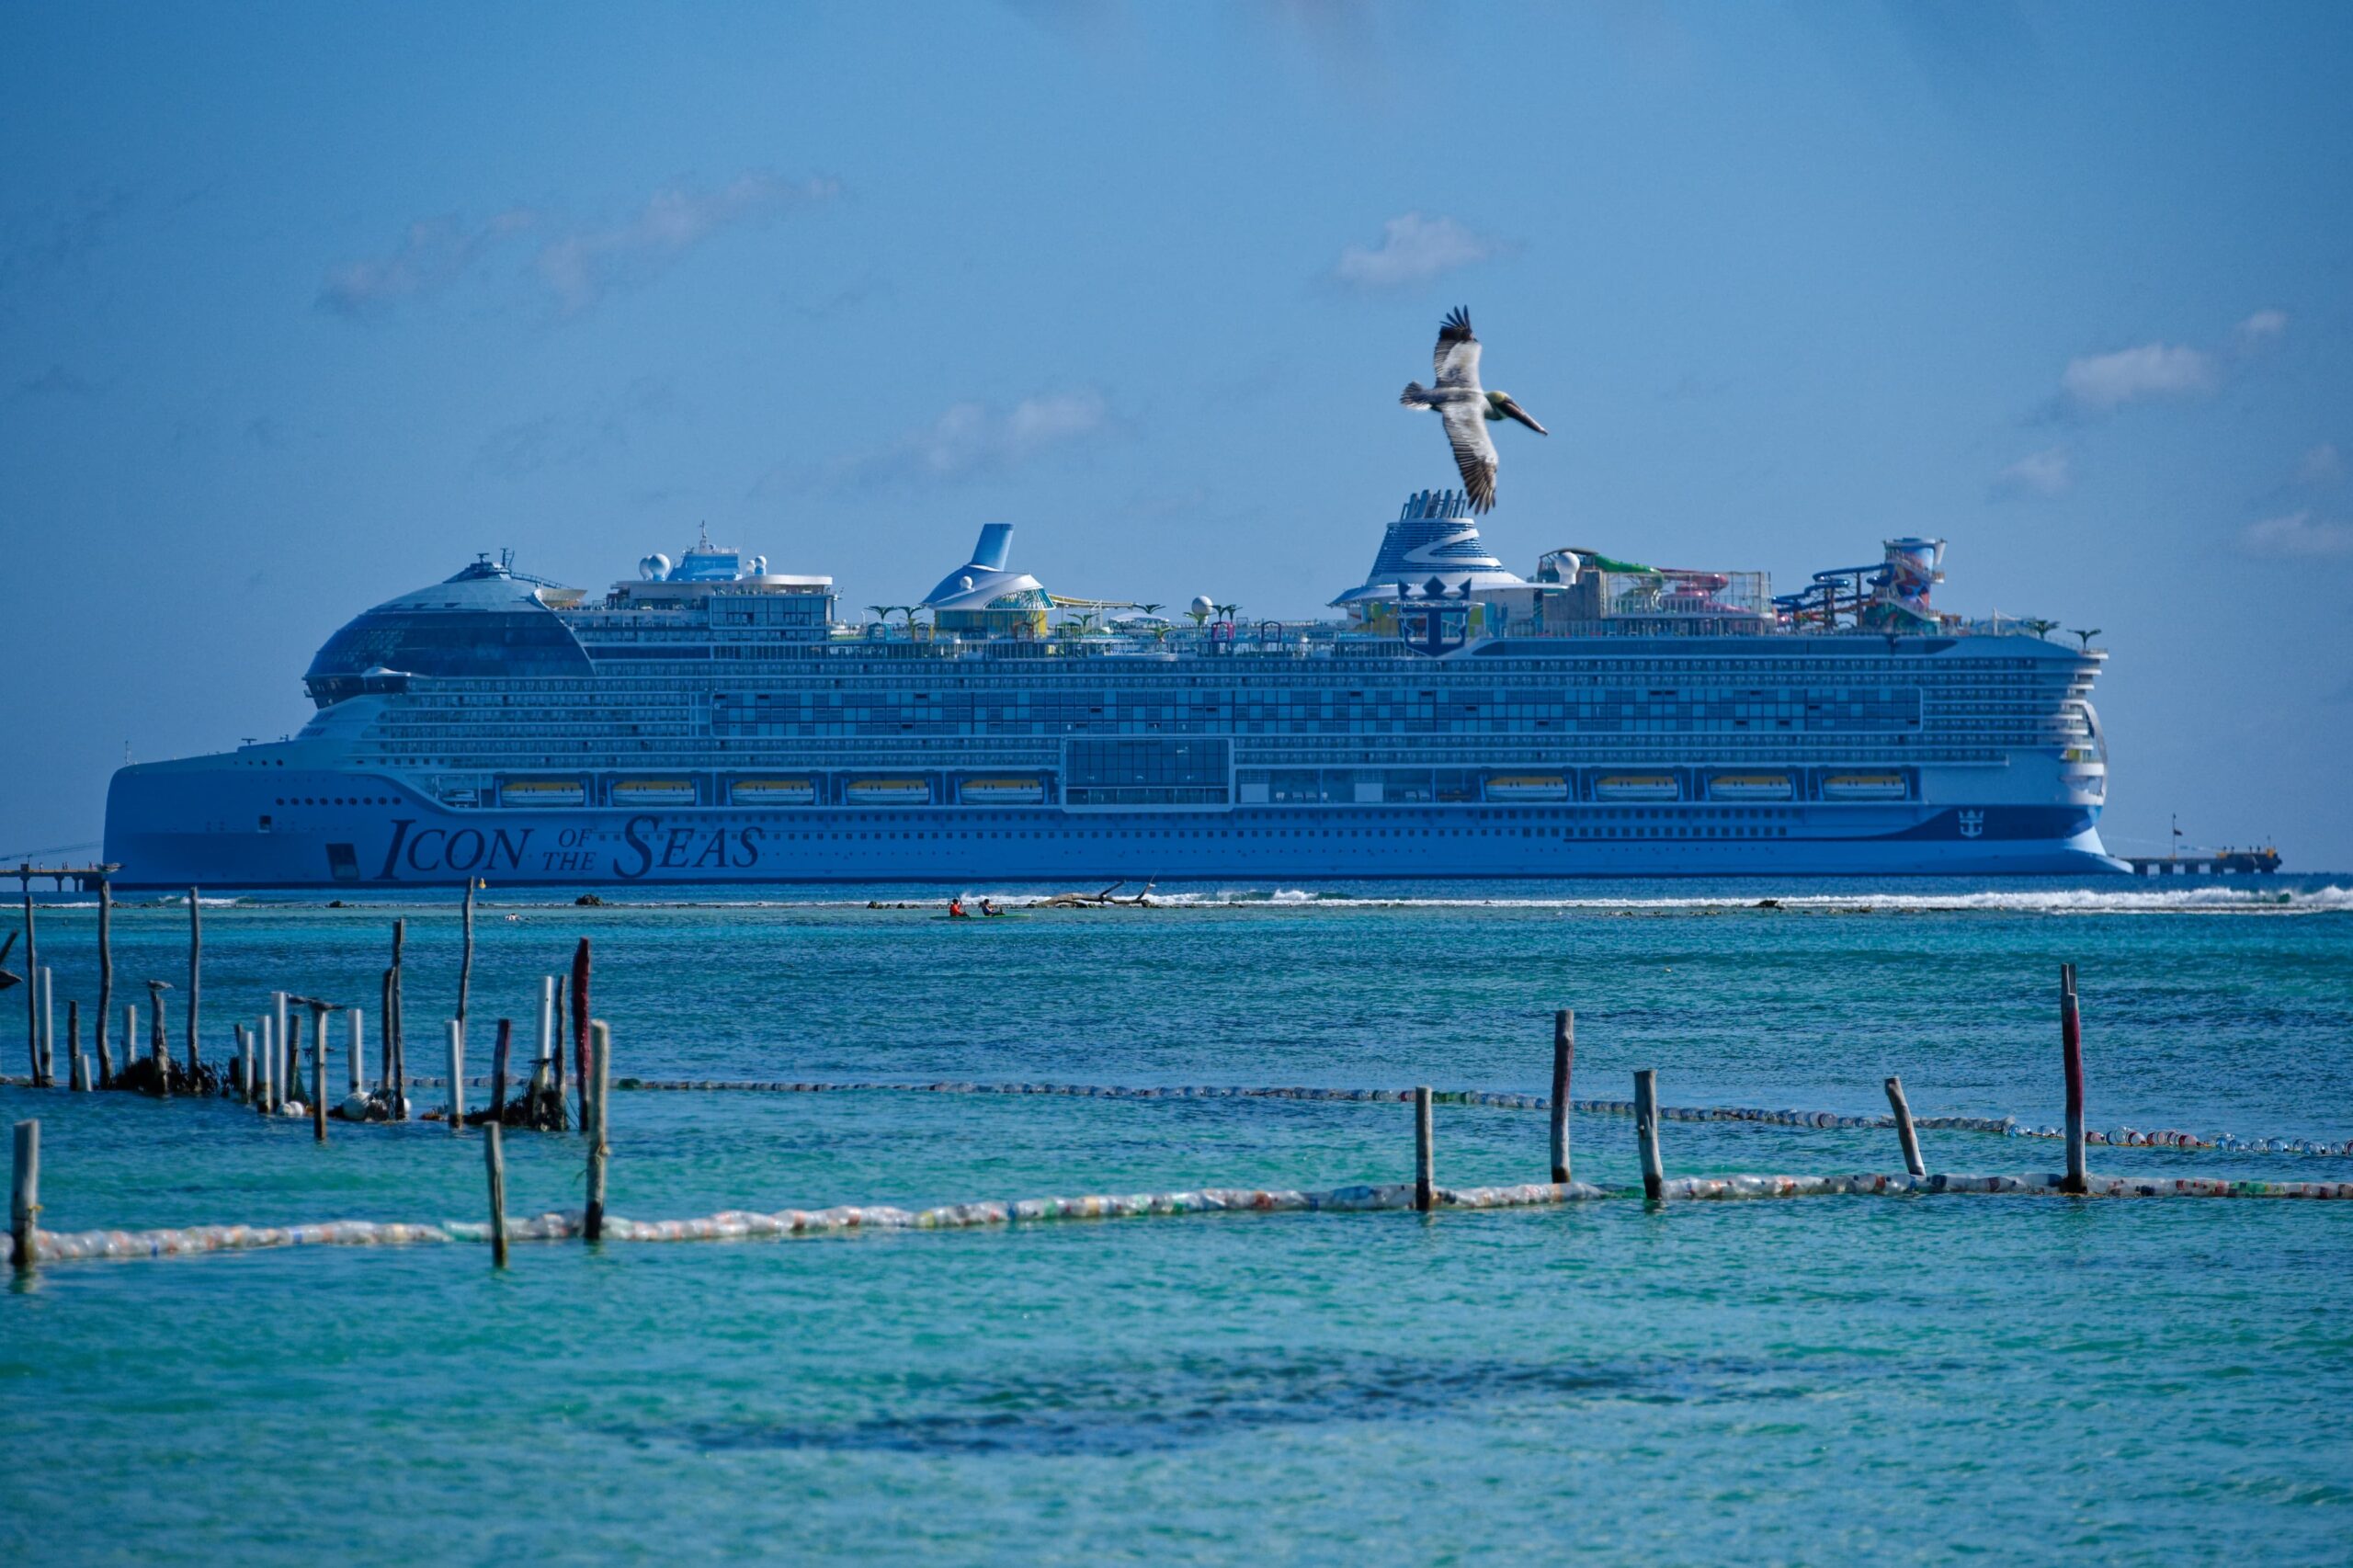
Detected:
left=1398, top=307, right=1546, bottom=512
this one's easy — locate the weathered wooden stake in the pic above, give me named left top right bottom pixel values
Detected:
left=36, top=968, right=53, bottom=1085
left=1548, top=1010, right=1574, bottom=1183
left=186, top=887, right=201, bottom=1074
left=272, top=991, right=290, bottom=1105
left=1884, top=1075, right=1927, bottom=1177
left=2060, top=962, right=2087, bottom=1195
left=257, top=1016, right=275, bottom=1113
left=447, top=1020, right=466, bottom=1130
left=457, top=879, right=477, bottom=1028
left=550, top=978, right=566, bottom=1103
left=233, top=1023, right=251, bottom=1103
left=282, top=1007, right=301, bottom=1111
left=585, top=1020, right=610, bottom=1242
left=19, top=879, right=37, bottom=1085
left=570, top=941, right=591, bottom=1135
left=1634, top=1069, right=1664, bottom=1201
left=94, top=875, right=111, bottom=1087
left=10, top=1119, right=37, bottom=1275
left=347, top=1007, right=364, bottom=1095
left=308, top=1003, right=329, bottom=1143
left=1413, top=1085, right=1435, bottom=1211
left=379, top=968, right=395, bottom=1099
left=489, top=1017, right=512, bottom=1122
left=388, top=918, right=407, bottom=1120
left=146, top=982, right=170, bottom=1098
left=484, top=1120, right=508, bottom=1267
left=66, top=1002, right=85, bottom=1092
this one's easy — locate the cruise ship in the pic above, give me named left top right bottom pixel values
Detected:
left=103, top=493, right=2121, bottom=886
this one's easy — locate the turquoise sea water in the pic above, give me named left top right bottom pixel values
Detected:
left=4, top=877, right=2350, bottom=1563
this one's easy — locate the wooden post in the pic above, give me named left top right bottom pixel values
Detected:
left=36, top=968, right=53, bottom=1086
left=10, top=1120, right=36, bottom=1276
left=19, top=878, right=36, bottom=1085
left=272, top=992, right=290, bottom=1106
left=537, top=974, right=557, bottom=1130
left=585, top=1019, right=609, bottom=1242
left=1884, top=1075, right=1926, bottom=1177
left=146, top=982, right=170, bottom=1097
left=570, top=941, right=591, bottom=1136
left=550, top=977, right=566, bottom=1106
left=1413, top=1085, right=1435, bottom=1211
left=347, top=1007, right=364, bottom=1095
left=2061, top=962, right=2087, bottom=1195
left=1544, top=1009, right=1574, bottom=1183
left=257, top=1016, right=275, bottom=1113
left=1634, top=1069, right=1664, bottom=1201
left=489, top=1017, right=512, bottom=1122
left=484, top=1120, right=508, bottom=1268
left=447, top=1020, right=466, bottom=1130
left=388, top=919, right=406, bottom=1121
left=66, top=1001, right=85, bottom=1092
left=308, top=1001, right=331, bottom=1143
left=457, top=879, right=477, bottom=1029
left=186, top=887, right=201, bottom=1075
left=283, top=1006, right=302, bottom=1110
left=95, top=874, right=111, bottom=1087
left=234, top=1023, right=251, bottom=1104
left=379, top=969, right=395, bottom=1101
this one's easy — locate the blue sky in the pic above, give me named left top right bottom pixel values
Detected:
left=3, top=2, right=2349, bottom=868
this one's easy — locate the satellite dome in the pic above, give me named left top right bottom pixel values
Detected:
left=639, top=552, right=671, bottom=582
left=1189, top=595, right=1214, bottom=618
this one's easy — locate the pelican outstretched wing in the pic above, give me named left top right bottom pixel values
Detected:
left=1439, top=399, right=1499, bottom=512
left=1433, top=306, right=1482, bottom=389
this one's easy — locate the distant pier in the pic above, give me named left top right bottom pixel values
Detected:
left=2121, top=846, right=2281, bottom=876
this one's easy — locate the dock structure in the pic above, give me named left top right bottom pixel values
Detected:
left=2121, top=846, right=2280, bottom=875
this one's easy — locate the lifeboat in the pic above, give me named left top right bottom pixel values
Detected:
left=1485, top=775, right=1569, bottom=802
left=847, top=778, right=931, bottom=805
left=731, top=778, right=816, bottom=806
left=1709, top=773, right=1792, bottom=801
left=961, top=777, right=1045, bottom=804
left=610, top=778, right=696, bottom=806
left=499, top=779, right=585, bottom=808
left=1822, top=773, right=1907, bottom=801
left=1595, top=774, right=1679, bottom=802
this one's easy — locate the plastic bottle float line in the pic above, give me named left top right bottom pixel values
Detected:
left=12, top=1171, right=2353, bottom=1268
left=9, top=1073, right=2343, bottom=1157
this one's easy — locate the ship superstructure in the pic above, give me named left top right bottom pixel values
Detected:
left=104, top=499, right=2118, bottom=885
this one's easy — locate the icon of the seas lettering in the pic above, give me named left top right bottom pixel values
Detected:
left=616, top=816, right=764, bottom=880
left=377, top=821, right=535, bottom=880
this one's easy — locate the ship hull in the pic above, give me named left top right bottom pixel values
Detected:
left=104, top=764, right=2124, bottom=887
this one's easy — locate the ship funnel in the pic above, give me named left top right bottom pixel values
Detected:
left=969, top=524, right=1014, bottom=573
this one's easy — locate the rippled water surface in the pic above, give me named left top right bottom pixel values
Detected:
left=4, top=877, right=2349, bottom=1563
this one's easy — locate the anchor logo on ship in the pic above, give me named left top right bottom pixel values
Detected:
left=1958, top=810, right=1985, bottom=839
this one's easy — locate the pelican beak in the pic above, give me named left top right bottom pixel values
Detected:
left=1498, top=397, right=1548, bottom=435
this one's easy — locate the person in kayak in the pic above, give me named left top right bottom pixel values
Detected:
left=979, top=897, right=1001, bottom=917
left=949, top=896, right=969, bottom=918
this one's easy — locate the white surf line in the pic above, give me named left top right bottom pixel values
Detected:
left=15, top=1171, right=2352, bottom=1268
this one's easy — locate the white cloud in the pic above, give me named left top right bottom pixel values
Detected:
left=1992, top=445, right=2072, bottom=499
left=2296, top=443, right=2340, bottom=484
left=2235, top=308, right=2289, bottom=347
left=2242, top=510, right=2353, bottom=559
left=318, top=172, right=836, bottom=318
left=2060, top=342, right=2215, bottom=411
left=534, top=173, right=838, bottom=315
left=1332, top=213, right=1498, bottom=289
left=317, top=208, right=539, bottom=316
left=823, top=388, right=1110, bottom=489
